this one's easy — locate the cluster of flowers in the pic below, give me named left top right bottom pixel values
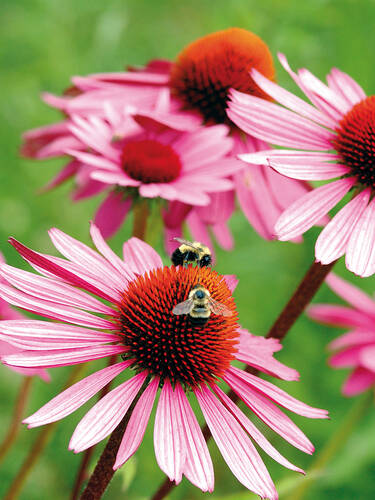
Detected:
left=1, top=25, right=375, bottom=500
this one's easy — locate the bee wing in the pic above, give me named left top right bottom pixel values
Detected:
left=173, top=237, right=196, bottom=249
left=172, top=298, right=195, bottom=315
left=208, top=297, right=232, bottom=317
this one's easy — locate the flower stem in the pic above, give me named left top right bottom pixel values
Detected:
left=289, top=390, right=374, bottom=500
left=150, top=259, right=336, bottom=500
left=0, top=377, right=33, bottom=465
left=132, top=200, right=149, bottom=240
left=80, top=380, right=149, bottom=500
left=70, top=355, right=118, bottom=500
left=4, top=364, right=85, bottom=500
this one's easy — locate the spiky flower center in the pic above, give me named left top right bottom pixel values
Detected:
left=121, top=139, right=182, bottom=184
left=333, top=96, right=375, bottom=188
left=169, top=27, right=274, bottom=125
left=117, top=265, right=238, bottom=388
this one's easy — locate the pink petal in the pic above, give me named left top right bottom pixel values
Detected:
left=236, top=329, right=299, bottom=381
left=70, top=371, right=147, bottom=452
left=0, top=320, right=120, bottom=350
left=359, top=345, right=375, bottom=373
left=175, top=384, right=214, bottom=492
left=250, top=68, right=336, bottom=128
left=0, top=262, right=115, bottom=315
left=327, top=68, right=366, bottom=105
left=342, top=367, right=375, bottom=396
left=229, top=90, right=334, bottom=150
left=3, top=344, right=126, bottom=369
left=329, top=346, right=363, bottom=368
left=346, top=198, right=375, bottom=277
left=89, top=223, right=134, bottom=281
left=212, top=385, right=303, bottom=474
left=212, top=223, right=234, bottom=250
left=114, top=377, right=159, bottom=469
left=24, top=360, right=132, bottom=427
left=315, top=189, right=370, bottom=264
left=154, top=380, right=186, bottom=485
left=223, top=370, right=315, bottom=453
left=227, top=366, right=328, bottom=419
left=195, top=385, right=277, bottom=500
left=122, top=237, right=163, bottom=274
left=239, top=150, right=340, bottom=166
left=65, top=149, right=119, bottom=171
left=9, top=238, right=116, bottom=304
left=223, top=275, right=238, bottom=293
left=329, top=330, right=375, bottom=351
left=269, top=158, right=350, bottom=181
left=275, top=178, right=356, bottom=241
left=0, top=282, right=113, bottom=329
left=94, top=191, right=132, bottom=239
left=48, top=228, right=125, bottom=291
left=325, top=273, right=375, bottom=318
left=308, top=304, right=375, bottom=330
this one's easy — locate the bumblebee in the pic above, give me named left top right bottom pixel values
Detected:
left=172, top=284, right=232, bottom=326
left=171, top=238, right=212, bottom=268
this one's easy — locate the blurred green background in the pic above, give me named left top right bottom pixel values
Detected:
left=1, top=0, right=375, bottom=498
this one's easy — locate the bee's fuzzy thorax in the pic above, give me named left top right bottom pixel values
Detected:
left=117, top=265, right=238, bottom=388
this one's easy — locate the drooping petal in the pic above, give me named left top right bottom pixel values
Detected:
left=175, top=384, right=214, bottom=492
left=69, top=371, right=147, bottom=452
left=195, top=385, right=277, bottom=500
left=154, top=380, right=186, bottom=485
left=346, top=198, right=375, bottom=277
left=325, top=273, right=375, bottom=318
left=359, top=346, right=375, bottom=373
left=275, top=178, right=356, bottom=241
left=212, top=384, right=303, bottom=474
left=235, top=329, right=299, bottom=381
left=24, top=361, right=132, bottom=427
left=223, top=370, right=315, bottom=453
left=227, top=366, right=328, bottom=419
left=94, top=191, right=132, bottom=240
left=342, top=367, right=375, bottom=396
left=315, top=189, right=370, bottom=265
left=114, top=377, right=159, bottom=469
left=308, top=304, right=375, bottom=330
left=268, top=158, right=350, bottom=181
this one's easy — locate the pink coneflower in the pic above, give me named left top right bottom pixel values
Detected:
left=309, top=273, right=375, bottom=396
left=65, top=105, right=240, bottom=239
left=22, top=28, right=310, bottom=244
left=0, top=253, right=48, bottom=381
left=228, top=53, right=375, bottom=276
left=0, top=225, right=327, bottom=498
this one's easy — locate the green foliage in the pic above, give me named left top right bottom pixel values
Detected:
left=1, top=0, right=375, bottom=498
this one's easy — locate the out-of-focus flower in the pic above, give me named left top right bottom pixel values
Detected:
left=309, top=274, right=375, bottom=396
left=0, top=225, right=327, bottom=499
left=65, top=103, right=241, bottom=239
left=228, top=53, right=375, bottom=276
left=22, top=28, right=310, bottom=248
left=0, top=253, right=49, bottom=381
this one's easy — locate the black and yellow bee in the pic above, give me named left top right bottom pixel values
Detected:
left=171, top=238, right=212, bottom=268
left=172, top=284, right=232, bottom=326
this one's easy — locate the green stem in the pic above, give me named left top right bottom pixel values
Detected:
left=289, top=391, right=374, bottom=500
left=4, top=364, right=86, bottom=500
left=132, top=200, right=149, bottom=240
left=0, top=377, right=33, bottom=465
